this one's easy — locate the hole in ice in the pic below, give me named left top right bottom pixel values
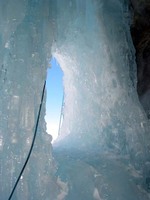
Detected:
left=45, top=57, right=64, bottom=142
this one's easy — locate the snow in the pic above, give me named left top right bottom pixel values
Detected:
left=0, top=0, right=150, bottom=199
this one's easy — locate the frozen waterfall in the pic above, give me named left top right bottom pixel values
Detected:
left=0, top=0, right=150, bottom=199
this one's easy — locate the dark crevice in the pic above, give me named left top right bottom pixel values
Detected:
left=130, top=2, right=150, bottom=118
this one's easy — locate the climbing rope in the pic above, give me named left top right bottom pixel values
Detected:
left=8, top=80, right=46, bottom=200
left=58, top=93, right=64, bottom=136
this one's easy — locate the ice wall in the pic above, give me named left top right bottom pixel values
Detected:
left=53, top=0, right=150, bottom=173
left=0, top=1, right=60, bottom=199
left=1, top=0, right=150, bottom=199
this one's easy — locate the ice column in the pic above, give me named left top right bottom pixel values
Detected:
left=53, top=0, right=149, bottom=172
left=0, top=0, right=59, bottom=199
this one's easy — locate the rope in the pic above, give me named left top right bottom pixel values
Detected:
left=8, top=80, right=46, bottom=200
left=58, top=93, right=64, bottom=136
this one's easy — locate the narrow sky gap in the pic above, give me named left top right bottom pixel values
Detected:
left=45, top=57, right=63, bottom=142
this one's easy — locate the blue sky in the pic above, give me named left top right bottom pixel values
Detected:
left=45, top=57, right=63, bottom=141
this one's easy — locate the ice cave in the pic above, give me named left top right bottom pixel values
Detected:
left=1, top=0, right=150, bottom=199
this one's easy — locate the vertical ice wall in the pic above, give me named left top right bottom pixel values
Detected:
left=53, top=0, right=150, bottom=173
left=0, top=1, right=60, bottom=199
left=1, top=0, right=150, bottom=199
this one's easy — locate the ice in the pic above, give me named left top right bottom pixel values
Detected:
left=54, top=149, right=149, bottom=200
left=0, top=0, right=150, bottom=199
left=53, top=0, right=149, bottom=170
left=0, top=1, right=57, bottom=199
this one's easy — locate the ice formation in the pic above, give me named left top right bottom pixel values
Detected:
left=0, top=0, right=150, bottom=199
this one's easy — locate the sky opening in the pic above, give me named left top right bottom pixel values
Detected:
left=45, top=57, right=64, bottom=142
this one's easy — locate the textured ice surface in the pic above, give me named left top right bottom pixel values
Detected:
left=53, top=0, right=149, bottom=172
left=0, top=0, right=150, bottom=199
left=54, top=148, right=150, bottom=200
left=0, top=0, right=58, bottom=199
